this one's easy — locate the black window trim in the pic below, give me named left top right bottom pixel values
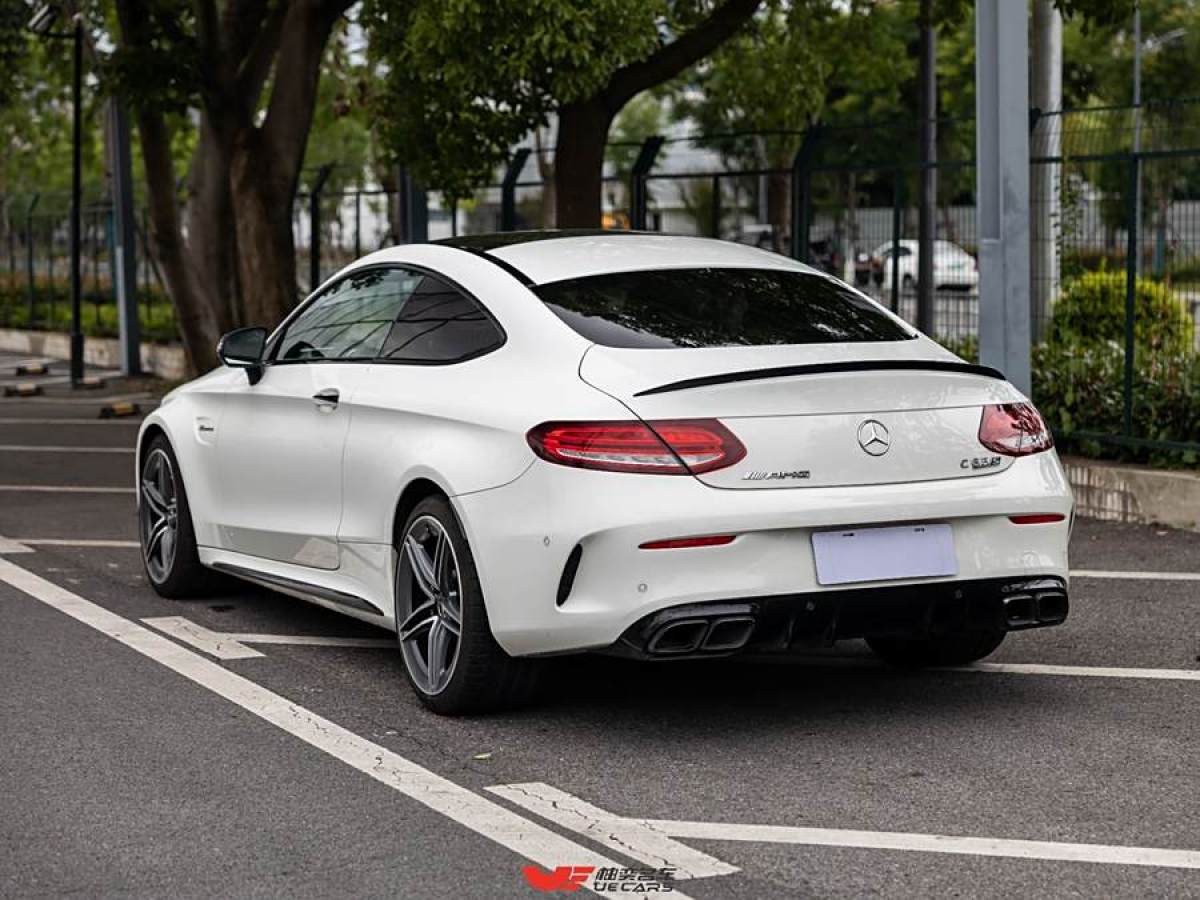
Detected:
left=265, top=262, right=507, bottom=368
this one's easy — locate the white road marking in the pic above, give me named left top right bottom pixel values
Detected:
left=488, top=782, right=738, bottom=879
left=0, top=444, right=134, bottom=454
left=951, top=662, right=1200, bottom=682
left=141, top=616, right=265, bottom=660
left=1073, top=569, right=1200, bottom=583
left=0, top=418, right=141, bottom=425
left=0, top=484, right=134, bottom=493
left=0, top=557, right=690, bottom=898
left=227, top=632, right=394, bottom=650
left=141, top=615, right=394, bottom=657
left=0, top=536, right=33, bottom=554
left=795, top=655, right=1200, bottom=683
left=648, top=819, right=1200, bottom=870
left=14, top=539, right=140, bottom=548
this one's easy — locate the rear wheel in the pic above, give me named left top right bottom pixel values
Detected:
left=139, top=435, right=213, bottom=598
left=866, top=629, right=1006, bottom=668
left=394, top=496, right=540, bottom=715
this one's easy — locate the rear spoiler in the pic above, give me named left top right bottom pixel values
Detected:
left=634, top=360, right=1006, bottom=397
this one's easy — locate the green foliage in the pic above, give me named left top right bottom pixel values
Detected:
left=1046, top=270, right=1195, bottom=356
left=364, top=0, right=672, bottom=199
left=0, top=282, right=179, bottom=344
left=1031, top=340, right=1199, bottom=468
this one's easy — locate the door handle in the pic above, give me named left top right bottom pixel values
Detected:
left=312, top=388, right=340, bottom=410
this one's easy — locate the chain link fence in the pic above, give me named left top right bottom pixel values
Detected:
left=2, top=100, right=1197, bottom=462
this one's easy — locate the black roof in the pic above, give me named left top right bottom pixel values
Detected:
left=432, top=229, right=650, bottom=252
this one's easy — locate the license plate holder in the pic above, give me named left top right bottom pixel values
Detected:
left=811, top=523, right=956, bottom=586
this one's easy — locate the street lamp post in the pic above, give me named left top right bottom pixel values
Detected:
left=28, top=5, right=85, bottom=387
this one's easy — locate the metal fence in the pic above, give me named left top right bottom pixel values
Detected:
left=2, top=100, right=1198, bottom=461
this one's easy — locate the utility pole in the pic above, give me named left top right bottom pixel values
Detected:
left=107, top=99, right=141, bottom=376
left=916, top=0, right=937, bottom=335
left=1030, top=0, right=1062, bottom=342
left=975, top=0, right=1032, bottom=396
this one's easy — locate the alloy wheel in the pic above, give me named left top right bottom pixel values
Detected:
left=139, top=447, right=179, bottom=583
left=397, top=515, right=463, bottom=695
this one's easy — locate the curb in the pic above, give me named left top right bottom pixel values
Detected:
left=1063, top=456, right=1200, bottom=533
left=0, top=328, right=186, bottom=380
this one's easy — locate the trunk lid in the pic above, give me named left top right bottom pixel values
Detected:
left=579, top=342, right=1026, bottom=489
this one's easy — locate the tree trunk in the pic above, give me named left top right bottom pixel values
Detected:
left=554, top=101, right=614, bottom=228
left=231, top=143, right=301, bottom=326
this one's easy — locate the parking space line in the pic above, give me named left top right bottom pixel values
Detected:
left=0, top=445, right=134, bottom=454
left=488, top=782, right=738, bottom=879
left=0, top=485, right=135, bottom=493
left=647, top=818, right=1200, bottom=870
left=0, top=557, right=689, bottom=898
left=796, top=656, right=1200, bottom=683
left=952, top=662, right=1200, bottom=681
left=14, top=539, right=140, bottom=548
left=1072, top=569, right=1200, bottom=583
left=142, top=616, right=266, bottom=660
left=0, top=418, right=142, bottom=426
left=0, top=537, right=34, bottom=554
left=141, top=615, right=394, bottom=656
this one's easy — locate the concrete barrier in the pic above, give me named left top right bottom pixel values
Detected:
left=0, top=328, right=187, bottom=381
left=1064, top=456, right=1200, bottom=533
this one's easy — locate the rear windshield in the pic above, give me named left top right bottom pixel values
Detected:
left=532, top=267, right=915, bottom=348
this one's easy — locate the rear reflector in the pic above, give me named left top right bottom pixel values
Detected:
left=639, top=534, right=737, bottom=550
left=1009, top=513, right=1066, bottom=525
left=978, top=403, right=1054, bottom=456
left=527, top=419, right=745, bottom=475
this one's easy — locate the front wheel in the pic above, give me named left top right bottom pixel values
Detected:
left=139, top=435, right=214, bottom=598
left=394, top=496, right=541, bottom=715
left=866, top=629, right=1006, bottom=668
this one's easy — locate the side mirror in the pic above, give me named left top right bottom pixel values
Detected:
left=217, top=326, right=267, bottom=384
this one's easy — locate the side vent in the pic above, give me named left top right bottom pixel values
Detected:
left=556, top=545, right=584, bottom=607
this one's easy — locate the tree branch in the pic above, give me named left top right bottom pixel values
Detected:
left=604, top=0, right=763, bottom=111
left=255, top=0, right=352, bottom=191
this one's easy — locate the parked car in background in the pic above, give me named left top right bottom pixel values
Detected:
left=871, top=239, right=979, bottom=292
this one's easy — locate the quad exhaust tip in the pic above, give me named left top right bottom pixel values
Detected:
left=1003, top=584, right=1068, bottom=629
left=646, top=615, right=756, bottom=656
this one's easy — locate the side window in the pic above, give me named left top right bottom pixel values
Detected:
left=276, top=268, right=422, bottom=362
left=379, top=275, right=504, bottom=364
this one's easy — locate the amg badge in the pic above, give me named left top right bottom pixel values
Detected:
left=742, top=470, right=812, bottom=481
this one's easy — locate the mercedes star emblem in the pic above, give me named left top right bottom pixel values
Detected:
left=857, top=419, right=891, bottom=456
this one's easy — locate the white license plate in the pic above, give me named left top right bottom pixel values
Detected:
left=811, top=524, right=956, bottom=586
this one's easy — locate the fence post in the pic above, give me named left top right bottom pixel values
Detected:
left=790, top=126, right=821, bottom=261
left=25, top=194, right=39, bottom=325
left=1123, top=153, right=1139, bottom=437
left=630, top=137, right=665, bottom=230
left=309, top=164, right=333, bottom=292
left=353, top=189, right=361, bottom=259
left=500, top=148, right=532, bottom=232
left=395, top=165, right=428, bottom=244
left=710, top=174, right=722, bottom=238
left=890, top=172, right=903, bottom=312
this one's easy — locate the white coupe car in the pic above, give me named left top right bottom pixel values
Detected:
left=872, top=239, right=979, bottom=291
left=137, top=231, right=1072, bottom=714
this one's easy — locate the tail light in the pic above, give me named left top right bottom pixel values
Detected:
left=526, top=419, right=746, bottom=475
left=640, top=534, right=737, bottom=550
left=978, top=403, right=1054, bottom=456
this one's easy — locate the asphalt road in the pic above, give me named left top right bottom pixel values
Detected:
left=1, top=350, right=1198, bottom=899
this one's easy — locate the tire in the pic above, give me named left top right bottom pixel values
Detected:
left=866, top=629, right=1006, bottom=668
left=139, top=434, right=214, bottom=598
left=394, top=496, right=541, bottom=715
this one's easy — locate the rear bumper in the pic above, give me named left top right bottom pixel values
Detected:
left=454, top=452, right=1073, bottom=657
left=605, top=575, right=1068, bottom=660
